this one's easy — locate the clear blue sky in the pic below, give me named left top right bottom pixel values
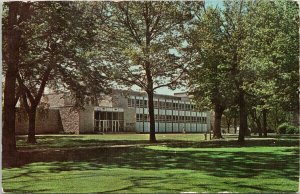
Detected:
left=205, top=0, right=224, bottom=8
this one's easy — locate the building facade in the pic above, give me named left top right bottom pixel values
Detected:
left=43, top=90, right=210, bottom=134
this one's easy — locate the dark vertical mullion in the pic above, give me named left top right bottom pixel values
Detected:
left=196, top=111, right=198, bottom=133
left=190, top=101, right=192, bottom=133
left=112, top=109, right=114, bottom=132
left=172, top=99, right=174, bottom=133
left=178, top=101, right=180, bottom=132
left=201, top=112, right=204, bottom=132
left=105, top=111, right=107, bottom=133
left=134, top=95, right=137, bottom=132
left=143, top=96, right=145, bottom=133
left=165, top=98, right=167, bottom=133
left=157, top=98, right=160, bottom=133
left=184, top=101, right=186, bottom=132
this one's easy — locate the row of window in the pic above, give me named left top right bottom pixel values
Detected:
left=128, top=98, right=196, bottom=110
left=94, top=111, right=124, bottom=120
left=136, top=114, right=207, bottom=123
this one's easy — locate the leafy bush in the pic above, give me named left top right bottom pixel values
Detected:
left=277, top=123, right=289, bottom=134
left=277, top=123, right=299, bottom=134
left=286, top=125, right=299, bottom=134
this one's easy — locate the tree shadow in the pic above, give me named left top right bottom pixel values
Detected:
left=14, top=142, right=299, bottom=180
left=5, top=135, right=299, bottom=192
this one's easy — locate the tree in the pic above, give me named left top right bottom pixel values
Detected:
left=98, top=2, right=202, bottom=143
left=220, top=0, right=253, bottom=142
left=187, top=7, right=237, bottom=139
left=241, top=0, right=299, bottom=136
left=4, top=2, right=109, bottom=143
left=188, top=0, right=298, bottom=141
left=2, top=2, right=31, bottom=166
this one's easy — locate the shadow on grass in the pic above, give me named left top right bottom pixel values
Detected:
left=6, top=135, right=298, bottom=192
left=13, top=141, right=298, bottom=175
left=16, top=134, right=299, bottom=150
left=16, top=135, right=151, bottom=149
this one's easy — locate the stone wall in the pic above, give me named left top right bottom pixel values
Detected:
left=59, top=107, right=80, bottom=134
left=43, top=93, right=65, bottom=107
left=15, top=109, right=62, bottom=135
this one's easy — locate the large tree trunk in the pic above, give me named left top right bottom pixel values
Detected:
left=238, top=90, right=247, bottom=143
left=147, top=90, right=157, bottom=143
left=27, top=108, right=37, bottom=144
left=213, top=104, right=225, bottom=139
left=262, top=109, right=267, bottom=137
left=2, top=2, right=21, bottom=167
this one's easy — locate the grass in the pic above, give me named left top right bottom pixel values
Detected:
left=3, top=134, right=299, bottom=193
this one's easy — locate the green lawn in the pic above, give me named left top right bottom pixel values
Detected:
left=3, top=134, right=299, bottom=193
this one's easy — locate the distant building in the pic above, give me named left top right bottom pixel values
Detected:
left=17, top=90, right=210, bottom=134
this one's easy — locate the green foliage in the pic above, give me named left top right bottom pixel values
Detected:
left=96, top=2, right=200, bottom=92
left=277, top=123, right=289, bottom=134
left=286, top=125, right=299, bottom=134
left=277, top=123, right=298, bottom=134
left=188, top=0, right=299, bottom=136
left=188, top=7, right=236, bottom=110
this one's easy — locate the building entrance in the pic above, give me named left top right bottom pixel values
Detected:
left=94, top=109, right=124, bottom=133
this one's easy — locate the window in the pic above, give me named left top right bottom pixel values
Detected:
left=143, top=114, right=148, bottom=121
left=166, top=102, right=172, bottom=109
left=186, top=104, right=191, bottom=110
left=154, top=101, right=158, bottom=108
left=113, top=112, right=119, bottom=120
left=167, top=115, right=172, bottom=122
left=172, top=103, right=176, bottom=109
left=191, top=105, right=195, bottom=110
left=172, top=115, right=177, bottom=122
left=100, top=112, right=106, bottom=120
left=180, top=103, right=185, bottom=110
left=128, top=98, right=135, bottom=107
left=159, top=101, right=165, bottom=109
left=186, top=116, right=191, bottom=122
left=128, top=99, right=132, bottom=107
left=136, top=114, right=142, bottom=121
left=179, top=116, right=184, bottom=122
left=135, top=99, right=140, bottom=107
left=94, top=112, right=100, bottom=120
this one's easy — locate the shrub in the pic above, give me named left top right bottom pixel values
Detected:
left=286, top=125, right=299, bottom=134
left=277, top=123, right=290, bottom=134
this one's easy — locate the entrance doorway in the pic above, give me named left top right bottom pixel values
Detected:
left=94, top=110, right=124, bottom=133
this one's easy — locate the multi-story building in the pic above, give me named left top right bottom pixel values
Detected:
left=41, top=89, right=210, bottom=134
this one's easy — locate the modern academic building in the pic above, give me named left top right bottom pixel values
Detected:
left=18, top=89, right=210, bottom=134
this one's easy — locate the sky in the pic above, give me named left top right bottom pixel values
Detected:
left=205, top=0, right=224, bottom=8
